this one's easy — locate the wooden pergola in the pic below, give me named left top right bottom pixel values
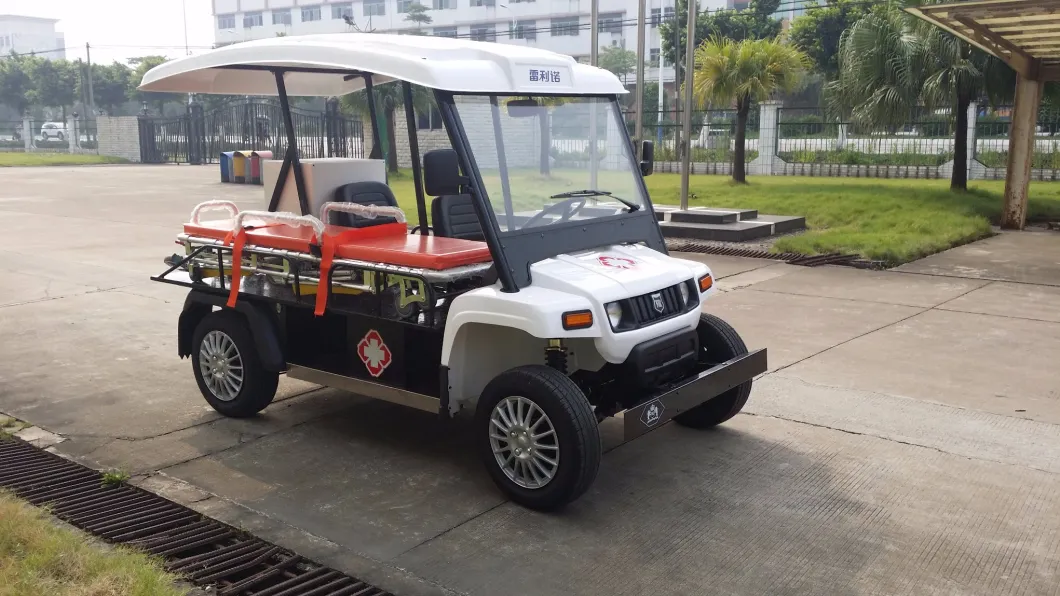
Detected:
left=907, top=0, right=1060, bottom=229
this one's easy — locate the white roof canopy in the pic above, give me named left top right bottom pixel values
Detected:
left=139, top=33, right=628, bottom=97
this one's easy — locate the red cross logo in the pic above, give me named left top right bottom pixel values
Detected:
left=356, top=329, right=392, bottom=378
left=598, top=255, right=637, bottom=270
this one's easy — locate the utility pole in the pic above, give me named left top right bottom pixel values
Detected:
left=634, top=0, right=646, bottom=160
left=85, top=43, right=96, bottom=116
left=590, top=0, right=599, bottom=66
left=679, top=0, right=696, bottom=210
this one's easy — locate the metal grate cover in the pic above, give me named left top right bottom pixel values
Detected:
left=665, top=239, right=885, bottom=270
left=0, top=436, right=391, bottom=596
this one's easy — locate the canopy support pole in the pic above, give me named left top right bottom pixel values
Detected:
left=363, top=75, right=384, bottom=165
left=1002, top=73, right=1043, bottom=230
left=269, top=70, right=310, bottom=217
left=402, top=81, right=430, bottom=234
left=489, top=96, right=516, bottom=231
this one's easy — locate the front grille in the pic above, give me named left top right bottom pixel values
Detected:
left=628, top=283, right=686, bottom=326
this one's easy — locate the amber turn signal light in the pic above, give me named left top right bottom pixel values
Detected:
left=562, top=310, right=594, bottom=330
left=698, top=274, right=713, bottom=292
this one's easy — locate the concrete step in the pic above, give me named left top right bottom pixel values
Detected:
left=658, top=220, right=777, bottom=243
left=654, top=207, right=759, bottom=223
left=754, top=214, right=807, bottom=234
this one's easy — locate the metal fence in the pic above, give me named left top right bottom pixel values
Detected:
left=1, top=118, right=98, bottom=153
left=139, top=100, right=364, bottom=164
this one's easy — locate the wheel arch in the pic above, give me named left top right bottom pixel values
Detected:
left=178, top=291, right=286, bottom=372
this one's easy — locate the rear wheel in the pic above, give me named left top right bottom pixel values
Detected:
left=191, top=310, right=278, bottom=418
left=673, top=313, right=753, bottom=429
left=476, top=365, right=600, bottom=511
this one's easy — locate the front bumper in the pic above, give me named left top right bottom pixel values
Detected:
left=618, top=348, right=768, bottom=441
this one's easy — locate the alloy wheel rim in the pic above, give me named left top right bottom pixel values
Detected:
left=198, top=330, right=244, bottom=402
left=488, top=396, right=560, bottom=489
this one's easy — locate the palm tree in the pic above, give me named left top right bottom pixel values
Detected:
left=827, top=6, right=1014, bottom=190
left=690, top=37, right=810, bottom=183
left=342, top=81, right=433, bottom=173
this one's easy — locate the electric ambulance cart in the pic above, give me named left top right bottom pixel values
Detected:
left=146, top=33, right=767, bottom=510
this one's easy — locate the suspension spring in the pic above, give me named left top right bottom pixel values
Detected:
left=545, top=339, right=568, bottom=374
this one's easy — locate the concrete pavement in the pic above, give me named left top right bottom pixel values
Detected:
left=2, top=165, right=1060, bottom=595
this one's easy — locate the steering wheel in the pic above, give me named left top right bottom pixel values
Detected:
left=522, top=196, right=588, bottom=229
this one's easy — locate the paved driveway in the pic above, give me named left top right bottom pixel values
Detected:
left=2, top=165, right=1060, bottom=595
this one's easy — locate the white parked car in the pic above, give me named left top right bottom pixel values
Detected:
left=39, top=122, right=66, bottom=141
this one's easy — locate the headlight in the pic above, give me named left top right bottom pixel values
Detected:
left=679, top=281, right=690, bottom=305
left=605, top=302, right=623, bottom=328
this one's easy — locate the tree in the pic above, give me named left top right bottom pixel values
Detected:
left=403, top=3, right=432, bottom=31
left=129, top=56, right=182, bottom=115
left=787, top=0, right=878, bottom=80
left=0, top=56, right=31, bottom=115
left=85, top=62, right=132, bottom=115
left=828, top=7, right=1014, bottom=190
left=691, top=37, right=810, bottom=183
left=342, top=82, right=433, bottom=172
left=598, top=46, right=637, bottom=83
left=26, top=58, right=78, bottom=114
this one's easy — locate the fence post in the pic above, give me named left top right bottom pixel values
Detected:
left=67, top=116, right=78, bottom=154
left=325, top=97, right=340, bottom=158
left=187, top=99, right=205, bottom=165
left=22, top=116, right=31, bottom=151
left=749, top=100, right=781, bottom=176
left=966, top=101, right=983, bottom=180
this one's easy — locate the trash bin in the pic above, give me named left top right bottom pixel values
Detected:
left=249, top=150, right=273, bottom=185
left=219, top=152, right=235, bottom=183
left=232, top=151, right=251, bottom=184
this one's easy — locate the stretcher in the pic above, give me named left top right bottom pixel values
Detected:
left=167, top=200, right=494, bottom=321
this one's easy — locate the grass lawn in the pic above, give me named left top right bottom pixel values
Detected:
left=384, top=170, right=1060, bottom=265
left=0, top=153, right=129, bottom=167
left=0, top=490, right=186, bottom=596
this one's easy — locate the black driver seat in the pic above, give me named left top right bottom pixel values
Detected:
left=431, top=194, right=484, bottom=241
left=331, top=181, right=400, bottom=228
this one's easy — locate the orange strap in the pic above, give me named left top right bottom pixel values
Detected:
left=314, top=233, right=337, bottom=316
left=225, top=227, right=248, bottom=308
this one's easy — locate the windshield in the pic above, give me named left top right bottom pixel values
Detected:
left=453, top=95, right=647, bottom=233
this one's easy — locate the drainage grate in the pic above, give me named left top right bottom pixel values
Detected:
left=0, top=437, right=391, bottom=596
left=665, top=239, right=886, bottom=270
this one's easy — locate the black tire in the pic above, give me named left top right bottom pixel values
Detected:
left=56, top=132, right=64, bottom=141
left=191, top=310, right=278, bottom=418
left=673, top=313, right=753, bottom=429
left=476, top=365, right=601, bottom=511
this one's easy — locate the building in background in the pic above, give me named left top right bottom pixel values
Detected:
left=211, top=0, right=678, bottom=87
left=0, top=14, right=65, bottom=60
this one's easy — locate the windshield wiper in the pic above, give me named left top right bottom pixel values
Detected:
left=549, top=189, right=640, bottom=212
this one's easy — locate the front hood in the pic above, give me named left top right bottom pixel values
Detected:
left=528, top=244, right=707, bottom=302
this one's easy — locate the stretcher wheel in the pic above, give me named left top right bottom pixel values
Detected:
left=673, top=313, right=753, bottom=429
left=476, top=365, right=601, bottom=511
left=191, top=310, right=278, bottom=418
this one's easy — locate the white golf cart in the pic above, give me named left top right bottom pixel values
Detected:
left=146, top=33, right=767, bottom=510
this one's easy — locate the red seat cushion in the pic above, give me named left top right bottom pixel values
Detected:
left=335, top=235, right=492, bottom=270
left=183, top=219, right=491, bottom=270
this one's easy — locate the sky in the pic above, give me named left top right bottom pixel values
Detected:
left=3, top=0, right=217, bottom=64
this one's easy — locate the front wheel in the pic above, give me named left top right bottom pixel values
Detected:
left=673, top=313, right=753, bottom=429
left=476, top=365, right=601, bottom=511
left=191, top=310, right=278, bottom=418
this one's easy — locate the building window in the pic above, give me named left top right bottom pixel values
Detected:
left=217, top=14, right=236, bottom=29
left=649, top=48, right=660, bottom=67
left=664, top=6, right=674, bottom=21
left=650, top=8, right=660, bottom=27
left=301, top=5, right=322, bottom=21
left=598, top=12, right=623, bottom=34
left=470, top=23, right=496, bottom=41
left=433, top=0, right=456, bottom=9
left=418, top=106, right=443, bottom=130
left=511, top=0, right=535, bottom=3
left=272, top=9, right=292, bottom=25
left=397, top=0, right=412, bottom=13
left=332, top=3, right=353, bottom=19
left=512, top=20, right=536, bottom=40
left=471, top=0, right=495, bottom=6
left=243, top=11, right=263, bottom=28
left=551, top=16, right=579, bottom=37
left=364, top=0, right=386, bottom=17
left=433, top=26, right=458, bottom=37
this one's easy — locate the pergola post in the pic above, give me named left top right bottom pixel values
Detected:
left=1001, top=73, right=1044, bottom=230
